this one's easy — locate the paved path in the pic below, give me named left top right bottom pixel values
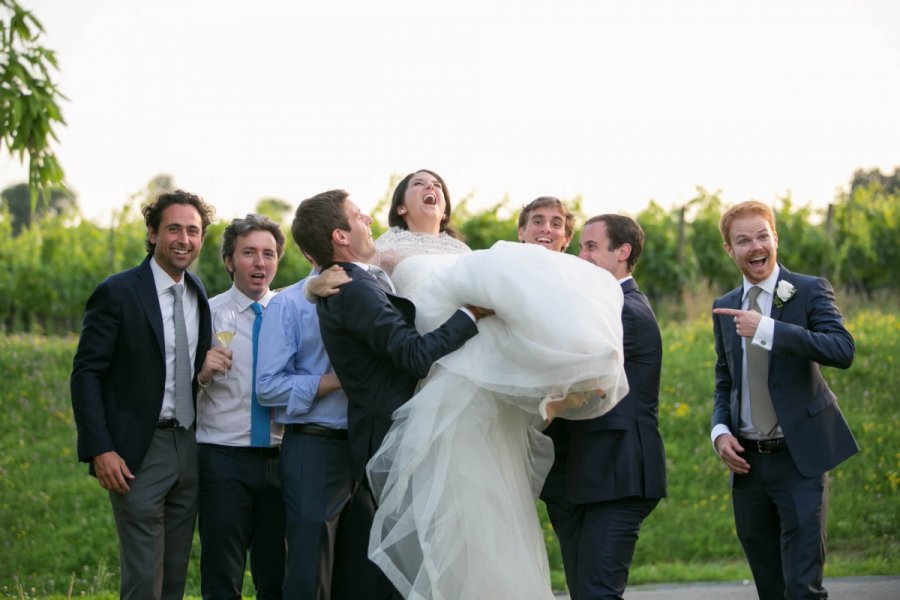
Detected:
left=553, top=575, right=898, bottom=599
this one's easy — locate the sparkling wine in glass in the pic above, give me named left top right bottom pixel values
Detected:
left=213, top=308, right=237, bottom=378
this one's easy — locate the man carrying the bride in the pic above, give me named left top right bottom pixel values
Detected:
left=290, top=188, right=492, bottom=600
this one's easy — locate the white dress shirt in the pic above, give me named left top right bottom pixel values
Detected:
left=711, top=266, right=783, bottom=445
left=196, top=286, right=283, bottom=446
left=149, top=258, right=200, bottom=421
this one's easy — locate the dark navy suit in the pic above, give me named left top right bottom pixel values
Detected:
left=543, top=278, right=666, bottom=600
left=712, top=265, right=857, bottom=599
left=71, top=255, right=211, bottom=599
left=71, top=255, right=211, bottom=474
left=316, top=261, right=477, bottom=599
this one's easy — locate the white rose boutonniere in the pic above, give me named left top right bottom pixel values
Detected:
left=774, top=280, right=797, bottom=308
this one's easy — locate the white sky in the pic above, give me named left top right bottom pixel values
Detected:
left=3, top=0, right=899, bottom=224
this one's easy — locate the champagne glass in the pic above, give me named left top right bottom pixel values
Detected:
left=213, top=308, right=237, bottom=378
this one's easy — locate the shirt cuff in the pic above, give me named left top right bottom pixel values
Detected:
left=751, top=315, right=775, bottom=351
left=302, top=279, right=316, bottom=304
left=459, top=307, right=477, bottom=323
left=711, top=423, right=732, bottom=449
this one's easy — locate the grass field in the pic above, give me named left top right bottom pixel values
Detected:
left=1, top=309, right=897, bottom=597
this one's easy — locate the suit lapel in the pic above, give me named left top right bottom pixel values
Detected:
left=185, top=270, right=211, bottom=371
left=343, top=261, right=414, bottom=321
left=135, top=257, right=166, bottom=359
left=770, top=264, right=791, bottom=322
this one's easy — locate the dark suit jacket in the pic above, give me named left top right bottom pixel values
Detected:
left=564, top=278, right=667, bottom=503
left=711, top=265, right=858, bottom=478
left=71, top=256, right=211, bottom=475
left=317, top=262, right=478, bottom=480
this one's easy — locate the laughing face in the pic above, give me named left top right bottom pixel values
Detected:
left=724, top=214, right=779, bottom=284
left=341, top=197, right=376, bottom=262
left=225, top=229, right=279, bottom=300
left=148, top=203, right=204, bottom=281
left=518, top=205, right=571, bottom=252
left=579, top=221, right=623, bottom=277
left=396, top=170, right=447, bottom=234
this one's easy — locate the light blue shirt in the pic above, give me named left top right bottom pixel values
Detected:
left=256, top=276, right=348, bottom=428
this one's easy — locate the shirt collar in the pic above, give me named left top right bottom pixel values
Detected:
left=227, top=285, right=275, bottom=314
left=743, top=264, right=781, bottom=299
left=149, top=256, right=184, bottom=295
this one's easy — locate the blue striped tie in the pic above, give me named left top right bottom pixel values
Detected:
left=249, top=302, right=269, bottom=447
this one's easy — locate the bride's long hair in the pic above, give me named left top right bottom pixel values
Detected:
left=388, top=169, right=464, bottom=240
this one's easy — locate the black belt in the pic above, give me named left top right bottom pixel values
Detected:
left=738, top=436, right=788, bottom=454
left=198, top=443, right=280, bottom=458
left=157, top=418, right=184, bottom=429
left=287, top=423, right=348, bottom=441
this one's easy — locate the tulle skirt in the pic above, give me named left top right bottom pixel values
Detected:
left=368, top=242, right=628, bottom=599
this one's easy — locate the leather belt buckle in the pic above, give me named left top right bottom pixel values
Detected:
left=738, top=436, right=786, bottom=454
left=756, top=437, right=785, bottom=453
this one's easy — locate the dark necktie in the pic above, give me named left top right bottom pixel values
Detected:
left=249, top=302, right=269, bottom=447
left=747, top=286, right=778, bottom=436
left=170, top=284, right=194, bottom=428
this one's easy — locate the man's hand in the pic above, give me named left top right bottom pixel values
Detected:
left=713, top=307, right=761, bottom=339
left=198, top=346, right=232, bottom=385
left=93, top=451, right=135, bottom=494
left=309, top=265, right=351, bottom=298
left=714, top=433, right=750, bottom=474
left=465, top=305, right=495, bottom=321
left=316, top=372, right=343, bottom=396
left=542, top=390, right=596, bottom=420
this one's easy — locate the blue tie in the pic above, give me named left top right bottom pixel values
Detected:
left=249, top=302, right=269, bottom=447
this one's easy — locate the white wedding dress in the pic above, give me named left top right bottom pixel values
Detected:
left=368, top=229, right=628, bottom=600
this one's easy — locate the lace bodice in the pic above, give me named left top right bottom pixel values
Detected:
left=374, top=227, right=470, bottom=276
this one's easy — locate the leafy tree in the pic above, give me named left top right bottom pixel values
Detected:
left=457, top=195, right=519, bottom=250
left=636, top=200, right=698, bottom=306
left=130, top=173, right=177, bottom=208
left=772, top=194, right=827, bottom=278
left=0, top=181, right=76, bottom=235
left=1, top=0, right=67, bottom=206
left=830, top=180, right=899, bottom=293
left=849, top=166, right=900, bottom=196
left=684, top=188, right=732, bottom=294
left=255, top=197, right=292, bottom=224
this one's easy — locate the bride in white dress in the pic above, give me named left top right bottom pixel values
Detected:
left=356, top=170, right=629, bottom=599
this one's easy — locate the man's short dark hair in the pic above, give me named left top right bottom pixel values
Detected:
left=220, top=213, right=286, bottom=280
left=585, top=214, right=645, bottom=272
left=142, top=190, right=215, bottom=254
left=291, top=190, right=350, bottom=267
